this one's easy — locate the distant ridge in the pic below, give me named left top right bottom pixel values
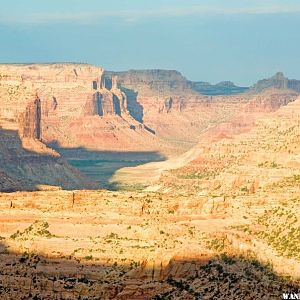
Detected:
left=0, top=62, right=90, bottom=66
left=107, top=69, right=249, bottom=96
left=190, top=80, right=249, bottom=96
left=251, top=72, right=300, bottom=93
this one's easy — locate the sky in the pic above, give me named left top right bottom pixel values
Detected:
left=1, top=0, right=300, bottom=85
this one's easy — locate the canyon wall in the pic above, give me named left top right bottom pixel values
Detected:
left=0, top=64, right=156, bottom=191
left=106, top=69, right=299, bottom=152
left=2, top=65, right=296, bottom=156
left=190, top=80, right=249, bottom=95
left=0, top=127, right=95, bottom=192
left=0, top=64, right=299, bottom=190
left=0, top=64, right=158, bottom=153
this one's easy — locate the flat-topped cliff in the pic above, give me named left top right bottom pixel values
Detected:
left=251, top=72, right=300, bottom=93
left=106, top=69, right=195, bottom=97
left=0, top=64, right=157, bottom=151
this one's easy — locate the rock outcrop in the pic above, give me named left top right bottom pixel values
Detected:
left=0, top=64, right=148, bottom=190
left=243, top=89, right=299, bottom=112
left=105, top=69, right=247, bottom=151
left=106, top=69, right=194, bottom=97
left=19, top=95, right=41, bottom=139
left=85, top=74, right=127, bottom=117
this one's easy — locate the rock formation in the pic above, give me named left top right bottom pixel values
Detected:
left=19, top=94, right=41, bottom=139
left=106, top=69, right=194, bottom=96
left=0, top=127, right=95, bottom=192
left=0, top=64, right=159, bottom=154
left=105, top=69, right=299, bottom=154
left=85, top=75, right=127, bottom=117
left=0, top=64, right=145, bottom=191
left=0, top=64, right=299, bottom=191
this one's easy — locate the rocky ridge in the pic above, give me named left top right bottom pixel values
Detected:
left=0, top=64, right=156, bottom=150
left=190, top=80, right=249, bottom=95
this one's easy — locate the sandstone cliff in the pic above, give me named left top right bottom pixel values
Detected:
left=0, top=63, right=153, bottom=190
left=0, top=64, right=157, bottom=153
left=105, top=69, right=299, bottom=154
left=1, top=64, right=299, bottom=191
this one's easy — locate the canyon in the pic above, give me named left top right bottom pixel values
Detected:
left=0, top=63, right=299, bottom=299
left=1, top=63, right=298, bottom=191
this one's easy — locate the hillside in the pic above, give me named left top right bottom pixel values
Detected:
left=160, top=96, right=300, bottom=194
left=0, top=92, right=300, bottom=297
left=111, top=88, right=299, bottom=189
left=150, top=97, right=300, bottom=281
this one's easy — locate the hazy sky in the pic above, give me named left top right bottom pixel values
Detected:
left=1, top=0, right=300, bottom=85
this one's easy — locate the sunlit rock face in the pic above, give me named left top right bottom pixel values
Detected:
left=1, top=65, right=297, bottom=155
left=0, top=64, right=158, bottom=152
left=105, top=69, right=299, bottom=155
left=0, top=64, right=140, bottom=191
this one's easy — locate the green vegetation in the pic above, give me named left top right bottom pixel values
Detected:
left=292, top=174, right=300, bottom=182
left=84, top=255, right=93, bottom=260
left=10, top=220, right=56, bottom=240
left=106, top=232, right=119, bottom=239
left=174, top=170, right=216, bottom=180
left=257, top=161, right=279, bottom=168
left=233, top=206, right=300, bottom=261
left=256, top=207, right=300, bottom=260
left=206, top=237, right=226, bottom=252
